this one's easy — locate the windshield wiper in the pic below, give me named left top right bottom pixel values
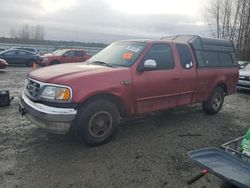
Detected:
left=89, top=61, right=113, bottom=67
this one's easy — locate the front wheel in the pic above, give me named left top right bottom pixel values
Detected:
left=50, top=61, right=60, bottom=65
left=73, top=100, right=120, bottom=146
left=220, top=181, right=239, bottom=188
left=26, top=59, right=35, bottom=67
left=202, top=87, right=225, bottom=114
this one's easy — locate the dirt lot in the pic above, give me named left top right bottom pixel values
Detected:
left=0, top=67, right=249, bottom=188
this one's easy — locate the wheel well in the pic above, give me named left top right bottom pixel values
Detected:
left=50, top=60, right=60, bottom=65
left=77, top=94, right=127, bottom=117
left=216, top=83, right=228, bottom=95
left=27, top=59, right=35, bottom=66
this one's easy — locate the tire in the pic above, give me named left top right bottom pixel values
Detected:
left=220, top=181, right=239, bottom=188
left=26, top=59, right=35, bottom=67
left=202, top=87, right=225, bottom=114
left=73, top=100, right=120, bottom=146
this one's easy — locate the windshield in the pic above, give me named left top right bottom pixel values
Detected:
left=52, top=49, right=67, bottom=56
left=89, top=41, right=146, bottom=67
left=244, top=63, right=250, bottom=69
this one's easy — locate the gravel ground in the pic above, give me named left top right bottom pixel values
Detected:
left=0, top=67, right=249, bottom=188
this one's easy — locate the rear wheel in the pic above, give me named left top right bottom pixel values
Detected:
left=202, top=87, right=225, bottom=114
left=73, top=100, right=120, bottom=146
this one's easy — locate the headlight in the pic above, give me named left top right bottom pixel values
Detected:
left=42, top=57, right=48, bottom=62
left=41, top=86, right=72, bottom=101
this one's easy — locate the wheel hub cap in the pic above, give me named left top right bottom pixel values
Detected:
left=89, top=111, right=112, bottom=138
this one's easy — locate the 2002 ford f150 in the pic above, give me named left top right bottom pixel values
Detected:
left=19, top=35, right=239, bottom=146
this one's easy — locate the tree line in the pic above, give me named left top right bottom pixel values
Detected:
left=10, top=24, right=45, bottom=40
left=6, top=24, right=107, bottom=48
left=0, top=37, right=108, bottom=48
left=205, top=0, right=250, bottom=60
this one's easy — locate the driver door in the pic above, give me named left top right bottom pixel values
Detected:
left=133, top=43, right=181, bottom=114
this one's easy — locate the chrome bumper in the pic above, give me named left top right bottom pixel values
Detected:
left=19, top=92, right=77, bottom=134
left=237, top=80, right=250, bottom=90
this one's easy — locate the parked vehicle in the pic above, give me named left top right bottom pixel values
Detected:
left=0, top=59, right=8, bottom=69
left=19, top=35, right=239, bottom=146
left=39, top=49, right=91, bottom=66
left=238, top=62, right=250, bottom=90
left=0, top=49, right=42, bottom=67
left=11, top=47, right=39, bottom=54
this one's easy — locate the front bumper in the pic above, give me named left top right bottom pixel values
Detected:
left=19, top=92, right=77, bottom=134
left=237, top=79, right=250, bottom=90
left=37, top=61, right=47, bottom=67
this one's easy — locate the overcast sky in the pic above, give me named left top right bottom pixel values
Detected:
left=0, top=0, right=211, bottom=43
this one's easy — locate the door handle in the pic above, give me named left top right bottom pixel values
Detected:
left=173, top=77, right=180, bottom=81
left=121, top=80, right=131, bottom=86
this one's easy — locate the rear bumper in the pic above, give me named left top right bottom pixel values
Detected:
left=19, top=92, right=77, bottom=134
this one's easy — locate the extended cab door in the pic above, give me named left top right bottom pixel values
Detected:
left=132, top=43, right=181, bottom=114
left=175, top=44, right=197, bottom=105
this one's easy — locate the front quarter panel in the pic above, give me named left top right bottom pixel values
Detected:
left=69, top=68, right=133, bottom=115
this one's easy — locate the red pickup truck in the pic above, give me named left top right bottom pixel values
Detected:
left=39, top=49, right=91, bottom=66
left=19, top=35, right=239, bottom=146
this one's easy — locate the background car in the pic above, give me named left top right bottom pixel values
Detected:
left=238, top=61, right=249, bottom=69
left=0, top=48, right=5, bottom=52
left=237, top=61, right=250, bottom=90
left=0, top=49, right=42, bottom=67
left=0, top=58, right=8, bottom=69
left=39, top=49, right=91, bottom=66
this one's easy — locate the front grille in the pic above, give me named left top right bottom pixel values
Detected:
left=25, top=78, right=41, bottom=99
left=238, top=84, right=250, bottom=88
left=239, top=76, right=250, bottom=81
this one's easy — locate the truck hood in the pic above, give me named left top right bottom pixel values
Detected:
left=28, top=63, right=130, bottom=83
left=42, top=53, right=60, bottom=58
left=42, top=53, right=54, bottom=57
left=239, top=69, right=250, bottom=76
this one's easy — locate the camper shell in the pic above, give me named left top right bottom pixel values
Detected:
left=161, top=35, right=238, bottom=67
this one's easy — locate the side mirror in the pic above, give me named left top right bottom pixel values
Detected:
left=137, top=59, right=157, bottom=72
left=144, top=59, right=157, bottom=70
left=63, top=54, right=68, bottom=57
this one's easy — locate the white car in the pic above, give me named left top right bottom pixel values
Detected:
left=238, top=62, right=250, bottom=90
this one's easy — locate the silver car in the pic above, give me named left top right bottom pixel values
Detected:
left=238, top=62, right=250, bottom=90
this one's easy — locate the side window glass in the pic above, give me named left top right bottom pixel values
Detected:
left=65, top=51, right=75, bottom=57
left=202, top=51, right=219, bottom=66
left=144, top=43, right=174, bottom=70
left=75, top=51, right=85, bottom=57
left=18, top=51, right=27, bottom=56
left=219, top=53, right=233, bottom=66
left=176, top=44, right=193, bottom=69
left=4, top=51, right=16, bottom=56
